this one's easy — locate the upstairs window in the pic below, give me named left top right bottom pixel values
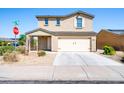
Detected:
left=56, top=18, right=60, bottom=26
left=77, top=17, right=82, bottom=28
left=44, top=18, right=48, bottom=26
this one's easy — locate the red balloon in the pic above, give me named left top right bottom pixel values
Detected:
left=13, top=27, right=19, bottom=35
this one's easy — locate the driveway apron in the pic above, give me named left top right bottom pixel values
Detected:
left=53, top=52, right=122, bottom=66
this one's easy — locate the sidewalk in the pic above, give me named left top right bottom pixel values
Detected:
left=0, top=65, right=124, bottom=83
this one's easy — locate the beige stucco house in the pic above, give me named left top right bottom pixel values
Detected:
left=25, top=11, right=97, bottom=52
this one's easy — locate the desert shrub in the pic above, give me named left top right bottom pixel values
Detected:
left=0, top=46, right=15, bottom=56
left=3, top=51, right=18, bottom=62
left=103, top=45, right=116, bottom=55
left=37, top=50, right=46, bottom=57
left=16, top=46, right=25, bottom=54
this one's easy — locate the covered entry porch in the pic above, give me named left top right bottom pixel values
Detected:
left=25, top=28, right=58, bottom=53
left=26, top=36, right=51, bottom=52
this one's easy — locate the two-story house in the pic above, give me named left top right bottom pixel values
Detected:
left=25, top=11, right=97, bottom=52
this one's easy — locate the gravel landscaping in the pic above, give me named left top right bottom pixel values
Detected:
left=96, top=49, right=124, bottom=63
left=0, top=51, right=57, bottom=65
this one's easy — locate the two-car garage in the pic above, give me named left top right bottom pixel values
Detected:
left=54, top=32, right=97, bottom=52
left=58, top=38, right=91, bottom=52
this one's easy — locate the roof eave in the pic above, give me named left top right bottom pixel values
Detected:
left=36, top=11, right=94, bottom=19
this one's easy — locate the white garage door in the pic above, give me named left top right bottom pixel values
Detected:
left=58, top=39, right=91, bottom=51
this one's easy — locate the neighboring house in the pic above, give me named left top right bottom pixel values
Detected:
left=25, top=11, right=97, bottom=52
left=0, top=38, right=16, bottom=42
left=97, top=29, right=124, bottom=51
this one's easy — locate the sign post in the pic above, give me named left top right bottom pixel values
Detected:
left=13, top=20, right=19, bottom=50
left=13, top=26, right=19, bottom=49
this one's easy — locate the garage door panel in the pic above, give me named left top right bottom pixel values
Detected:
left=58, top=39, right=90, bottom=51
left=58, top=39, right=75, bottom=51
left=76, top=39, right=90, bottom=51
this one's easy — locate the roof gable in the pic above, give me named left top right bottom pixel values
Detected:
left=25, top=28, right=52, bottom=36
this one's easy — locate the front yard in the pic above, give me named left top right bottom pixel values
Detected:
left=97, top=49, right=124, bottom=63
left=0, top=45, right=123, bottom=66
left=0, top=51, right=57, bottom=65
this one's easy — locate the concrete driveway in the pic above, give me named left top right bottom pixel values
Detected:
left=53, top=52, right=122, bottom=66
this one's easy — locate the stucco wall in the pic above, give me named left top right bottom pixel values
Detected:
left=38, top=14, right=93, bottom=32
left=47, top=37, right=51, bottom=49
left=91, top=36, right=96, bottom=51
left=51, top=36, right=58, bottom=51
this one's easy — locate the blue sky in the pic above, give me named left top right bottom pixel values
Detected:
left=0, top=8, right=124, bottom=38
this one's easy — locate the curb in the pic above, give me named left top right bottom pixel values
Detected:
left=0, top=80, right=124, bottom=84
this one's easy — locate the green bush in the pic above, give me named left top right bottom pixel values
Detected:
left=3, top=51, right=18, bottom=62
left=16, top=46, right=25, bottom=54
left=103, top=45, right=116, bottom=55
left=0, top=46, right=15, bottom=56
left=37, top=50, right=46, bottom=57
